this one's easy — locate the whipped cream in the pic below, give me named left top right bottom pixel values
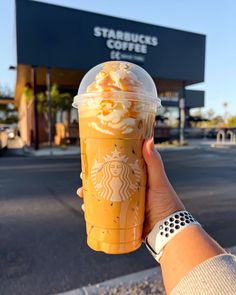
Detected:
left=84, top=62, right=146, bottom=135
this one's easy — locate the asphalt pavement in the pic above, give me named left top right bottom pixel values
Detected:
left=0, top=146, right=236, bottom=295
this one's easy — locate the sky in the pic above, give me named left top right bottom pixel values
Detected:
left=0, top=0, right=236, bottom=116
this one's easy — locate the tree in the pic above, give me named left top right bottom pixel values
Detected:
left=23, top=84, right=73, bottom=125
left=227, top=116, right=236, bottom=128
left=0, top=84, right=17, bottom=124
left=206, top=108, right=215, bottom=120
left=223, top=101, right=228, bottom=108
left=191, top=109, right=202, bottom=117
left=212, top=115, right=224, bottom=127
left=57, top=92, right=73, bottom=126
left=0, top=84, right=13, bottom=98
left=36, top=84, right=60, bottom=116
left=23, top=85, right=33, bottom=104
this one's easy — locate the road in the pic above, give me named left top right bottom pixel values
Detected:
left=0, top=147, right=236, bottom=295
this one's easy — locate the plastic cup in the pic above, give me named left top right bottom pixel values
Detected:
left=73, top=61, right=161, bottom=254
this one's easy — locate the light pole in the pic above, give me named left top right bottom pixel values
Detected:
left=32, top=66, right=39, bottom=150
left=179, top=82, right=186, bottom=145
left=46, top=68, right=53, bottom=154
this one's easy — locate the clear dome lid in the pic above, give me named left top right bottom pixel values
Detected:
left=73, top=61, right=160, bottom=108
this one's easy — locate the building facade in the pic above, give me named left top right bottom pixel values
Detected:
left=14, top=0, right=206, bottom=147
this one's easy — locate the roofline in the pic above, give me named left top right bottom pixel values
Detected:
left=31, top=0, right=206, bottom=37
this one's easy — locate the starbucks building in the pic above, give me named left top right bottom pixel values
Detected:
left=14, top=0, right=206, bottom=148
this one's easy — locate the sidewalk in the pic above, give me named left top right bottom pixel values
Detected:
left=58, top=246, right=236, bottom=295
left=14, top=138, right=214, bottom=156
left=6, top=137, right=81, bottom=156
left=58, top=267, right=164, bottom=295
left=5, top=138, right=234, bottom=157
left=27, top=145, right=80, bottom=156
left=32, top=139, right=214, bottom=155
left=155, top=139, right=215, bottom=151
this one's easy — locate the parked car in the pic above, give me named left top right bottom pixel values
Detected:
left=0, top=125, right=16, bottom=140
left=205, top=128, right=218, bottom=139
left=6, top=127, right=16, bottom=139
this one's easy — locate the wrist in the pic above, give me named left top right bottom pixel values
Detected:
left=160, top=225, right=225, bottom=265
left=159, top=224, right=200, bottom=264
left=145, top=210, right=200, bottom=263
left=144, top=203, right=185, bottom=238
left=155, top=203, right=186, bottom=223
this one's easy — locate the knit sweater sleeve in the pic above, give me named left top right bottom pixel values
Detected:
left=170, top=254, right=236, bottom=295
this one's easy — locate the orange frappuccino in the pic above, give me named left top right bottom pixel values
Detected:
left=73, top=61, right=160, bottom=254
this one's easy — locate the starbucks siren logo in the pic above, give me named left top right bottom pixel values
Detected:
left=91, top=148, right=141, bottom=202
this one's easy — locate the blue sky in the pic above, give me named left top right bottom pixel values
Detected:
left=0, top=0, right=235, bottom=115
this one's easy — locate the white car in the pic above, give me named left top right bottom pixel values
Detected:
left=6, top=128, right=15, bottom=139
left=0, top=125, right=16, bottom=140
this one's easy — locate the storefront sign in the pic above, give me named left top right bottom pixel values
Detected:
left=93, top=26, right=158, bottom=62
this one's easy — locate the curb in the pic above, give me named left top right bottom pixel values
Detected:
left=156, top=146, right=196, bottom=151
left=56, top=246, right=236, bottom=295
left=57, top=267, right=163, bottom=295
left=155, top=143, right=197, bottom=151
left=22, top=146, right=81, bottom=157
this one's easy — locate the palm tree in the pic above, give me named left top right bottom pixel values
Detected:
left=23, top=84, right=73, bottom=143
left=56, top=91, right=73, bottom=126
left=24, top=84, right=73, bottom=125
left=223, top=101, right=229, bottom=124
left=207, top=108, right=215, bottom=120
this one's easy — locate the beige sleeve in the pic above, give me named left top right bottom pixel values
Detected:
left=171, top=254, right=236, bottom=295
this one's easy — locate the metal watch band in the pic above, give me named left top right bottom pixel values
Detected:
left=145, top=210, right=200, bottom=263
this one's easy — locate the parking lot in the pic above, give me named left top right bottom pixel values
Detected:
left=0, top=146, right=236, bottom=294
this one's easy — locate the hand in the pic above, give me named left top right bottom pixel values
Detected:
left=142, top=138, right=185, bottom=238
left=76, top=138, right=185, bottom=238
left=77, top=173, right=85, bottom=211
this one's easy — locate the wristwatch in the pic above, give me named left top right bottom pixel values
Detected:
left=145, top=210, right=200, bottom=263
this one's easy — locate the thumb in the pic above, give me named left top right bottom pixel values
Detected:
left=142, top=138, right=168, bottom=190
